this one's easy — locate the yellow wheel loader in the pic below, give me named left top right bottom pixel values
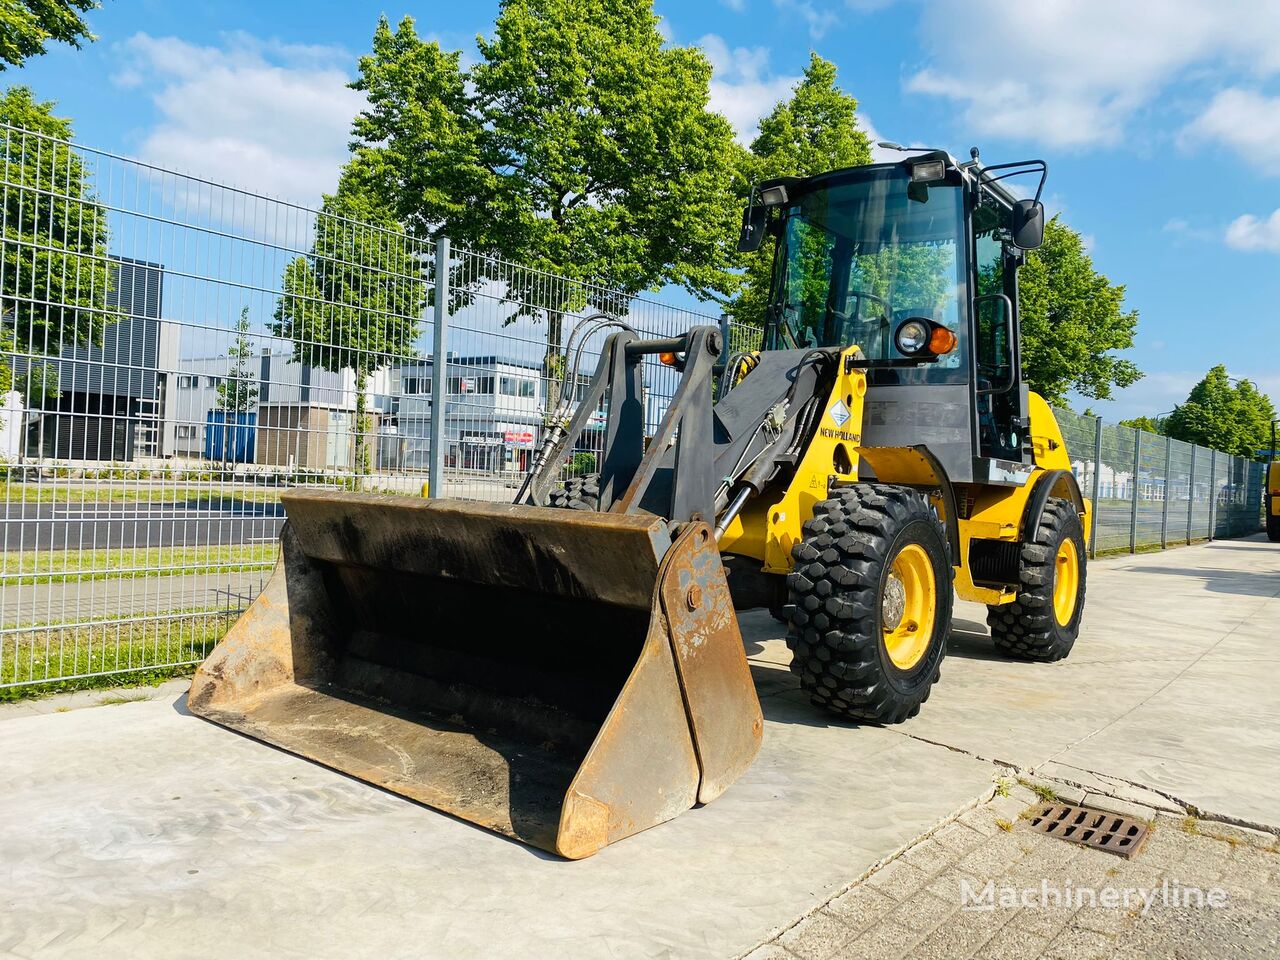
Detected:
left=189, top=149, right=1090, bottom=859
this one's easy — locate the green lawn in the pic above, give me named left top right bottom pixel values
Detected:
left=1, top=481, right=282, bottom=505
left=0, top=611, right=230, bottom=700
left=0, top=543, right=278, bottom=585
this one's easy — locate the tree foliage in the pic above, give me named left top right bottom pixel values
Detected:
left=727, top=54, right=871, bottom=332
left=1163, top=365, right=1277, bottom=459
left=1118, top=415, right=1165, bottom=435
left=0, top=0, right=96, bottom=69
left=346, top=2, right=745, bottom=397
left=1017, top=217, right=1141, bottom=404
left=273, top=159, right=426, bottom=475
left=0, top=85, right=115, bottom=401
left=216, top=307, right=258, bottom=414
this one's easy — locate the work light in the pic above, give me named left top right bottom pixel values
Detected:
left=909, top=159, right=946, bottom=182
left=895, top=319, right=930, bottom=354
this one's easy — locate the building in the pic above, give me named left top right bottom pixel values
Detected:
left=21, top=257, right=177, bottom=461
left=387, top=355, right=564, bottom=475
left=166, top=349, right=391, bottom=470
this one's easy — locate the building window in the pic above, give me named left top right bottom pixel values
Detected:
left=206, top=376, right=222, bottom=388
left=448, top=376, right=494, bottom=395
left=500, top=376, right=536, bottom=398
left=403, top=376, right=432, bottom=395
left=177, top=375, right=196, bottom=389
left=176, top=425, right=198, bottom=439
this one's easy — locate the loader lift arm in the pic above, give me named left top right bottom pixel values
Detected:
left=520, top=325, right=840, bottom=537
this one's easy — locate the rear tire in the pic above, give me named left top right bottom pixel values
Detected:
left=1267, top=499, right=1280, bottom=542
left=784, top=484, right=952, bottom=724
left=986, top=497, right=1086, bottom=662
left=548, top=473, right=600, bottom=511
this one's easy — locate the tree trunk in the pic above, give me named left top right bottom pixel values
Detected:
left=354, top=366, right=370, bottom=481
left=543, top=310, right=565, bottom=422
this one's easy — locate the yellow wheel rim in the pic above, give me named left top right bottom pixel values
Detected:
left=882, top=543, right=937, bottom=670
left=1053, top=538, right=1080, bottom=626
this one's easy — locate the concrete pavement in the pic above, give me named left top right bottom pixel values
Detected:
left=1, top=535, right=1277, bottom=959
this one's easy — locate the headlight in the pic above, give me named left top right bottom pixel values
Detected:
left=909, top=159, right=946, bottom=182
left=895, top=319, right=930, bottom=354
left=759, top=184, right=789, bottom=206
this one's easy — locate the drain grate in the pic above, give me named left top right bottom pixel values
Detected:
left=1027, top=803, right=1150, bottom=858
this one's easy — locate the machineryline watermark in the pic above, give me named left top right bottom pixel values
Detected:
left=961, top=878, right=1229, bottom=916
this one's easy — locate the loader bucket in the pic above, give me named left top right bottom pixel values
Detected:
left=188, top=490, right=762, bottom=859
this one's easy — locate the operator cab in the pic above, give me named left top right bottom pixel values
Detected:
left=739, top=149, right=1046, bottom=485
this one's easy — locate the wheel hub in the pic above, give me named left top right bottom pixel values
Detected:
left=882, top=575, right=907, bottom=630
left=881, top=544, right=937, bottom=670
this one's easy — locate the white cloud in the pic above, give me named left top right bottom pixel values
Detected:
left=1182, top=88, right=1280, bottom=169
left=114, top=32, right=364, bottom=205
left=699, top=34, right=801, bottom=143
left=1224, top=209, right=1280, bottom=253
left=858, top=114, right=908, bottom=163
left=1074, top=370, right=1199, bottom=421
left=906, top=0, right=1280, bottom=148
left=774, top=0, right=838, bottom=40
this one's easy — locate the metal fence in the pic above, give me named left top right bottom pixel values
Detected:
left=0, top=126, right=1264, bottom=692
left=1053, top=407, right=1265, bottom=555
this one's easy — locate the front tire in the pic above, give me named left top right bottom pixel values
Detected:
left=986, top=497, right=1086, bottom=661
left=785, top=484, right=952, bottom=724
left=1267, top=498, right=1280, bottom=542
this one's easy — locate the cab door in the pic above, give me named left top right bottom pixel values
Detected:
left=972, top=201, right=1029, bottom=463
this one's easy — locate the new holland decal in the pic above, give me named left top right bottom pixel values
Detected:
left=821, top=399, right=859, bottom=442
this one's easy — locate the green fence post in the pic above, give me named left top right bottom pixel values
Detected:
left=1090, top=416, right=1102, bottom=559
left=1207, top=448, right=1217, bottom=541
left=1186, top=445, right=1196, bottom=545
left=1160, top=436, right=1172, bottom=549
left=1129, top=428, right=1141, bottom=553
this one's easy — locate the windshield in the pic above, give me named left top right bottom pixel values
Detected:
left=768, top=169, right=967, bottom=381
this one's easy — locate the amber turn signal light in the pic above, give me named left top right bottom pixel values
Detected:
left=929, top=326, right=958, bottom=355
left=660, top=351, right=678, bottom=366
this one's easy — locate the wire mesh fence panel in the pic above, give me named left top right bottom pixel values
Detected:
left=0, top=124, right=435, bottom=689
left=1093, top=422, right=1138, bottom=553
left=1054, top=406, right=1099, bottom=505
left=433, top=246, right=721, bottom=503
left=1215, top=455, right=1259, bottom=539
left=1167, top=438, right=1194, bottom=545
left=1135, top=433, right=1167, bottom=548
left=1190, top=446, right=1213, bottom=540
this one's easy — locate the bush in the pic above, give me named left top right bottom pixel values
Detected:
left=570, top=452, right=597, bottom=475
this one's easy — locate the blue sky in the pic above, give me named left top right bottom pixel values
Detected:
left=13, top=0, right=1280, bottom=419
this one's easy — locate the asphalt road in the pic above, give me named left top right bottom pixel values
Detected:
left=0, top=498, right=285, bottom=551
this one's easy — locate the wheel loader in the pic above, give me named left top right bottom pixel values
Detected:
left=189, top=149, right=1090, bottom=859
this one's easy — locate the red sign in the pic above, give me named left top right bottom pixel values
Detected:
left=504, top=430, right=535, bottom=446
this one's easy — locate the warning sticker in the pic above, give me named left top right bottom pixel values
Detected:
left=828, top=399, right=850, bottom=427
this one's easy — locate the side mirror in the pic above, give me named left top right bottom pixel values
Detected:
left=1009, top=199, right=1044, bottom=250
left=737, top=204, right=769, bottom=253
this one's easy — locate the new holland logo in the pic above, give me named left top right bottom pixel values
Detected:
left=828, top=399, right=851, bottom=427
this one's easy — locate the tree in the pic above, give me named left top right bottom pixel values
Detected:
left=216, top=308, right=258, bottom=415
left=726, top=53, right=871, bottom=333
left=212, top=308, right=259, bottom=467
left=1163, top=365, right=1277, bottom=459
left=346, top=4, right=746, bottom=407
left=0, top=85, right=115, bottom=402
left=1017, top=217, right=1141, bottom=404
left=273, top=159, right=427, bottom=476
left=1119, top=416, right=1165, bottom=435
left=0, top=0, right=96, bottom=69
